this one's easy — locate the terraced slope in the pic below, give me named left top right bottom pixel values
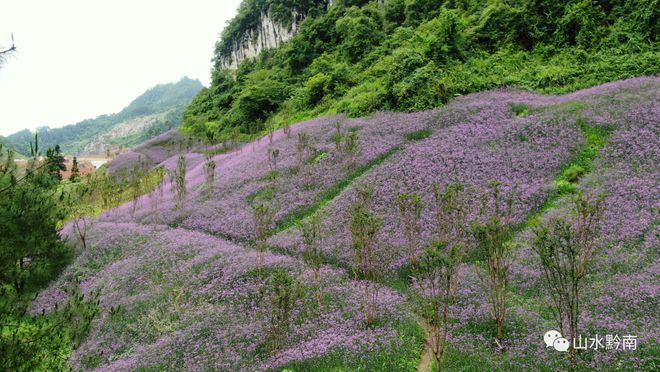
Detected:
left=35, top=77, right=659, bottom=370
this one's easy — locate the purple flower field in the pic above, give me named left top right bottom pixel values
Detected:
left=35, top=76, right=659, bottom=370
left=36, top=222, right=412, bottom=371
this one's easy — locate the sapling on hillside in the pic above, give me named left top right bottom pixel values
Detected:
left=252, top=198, right=277, bottom=270
left=68, top=183, right=94, bottom=251
left=298, top=213, right=324, bottom=312
left=532, top=192, right=604, bottom=363
left=173, top=155, right=187, bottom=209
left=283, top=121, right=292, bottom=138
left=295, top=132, right=310, bottom=172
left=296, top=132, right=318, bottom=187
left=433, top=182, right=469, bottom=243
left=414, top=182, right=468, bottom=369
left=349, top=184, right=383, bottom=327
left=331, top=121, right=343, bottom=152
left=267, top=147, right=280, bottom=190
left=204, top=153, right=216, bottom=199
left=343, top=130, right=360, bottom=166
left=397, top=192, right=425, bottom=269
left=265, top=269, right=302, bottom=353
left=471, top=181, right=516, bottom=350
left=267, top=123, right=276, bottom=143
left=414, top=240, right=464, bottom=371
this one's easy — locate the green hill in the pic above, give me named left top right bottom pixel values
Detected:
left=7, top=77, right=203, bottom=155
left=182, top=0, right=659, bottom=140
left=0, top=136, right=24, bottom=158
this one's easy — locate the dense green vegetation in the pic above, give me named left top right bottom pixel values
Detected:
left=0, top=133, right=168, bottom=369
left=183, top=0, right=659, bottom=139
left=0, top=139, right=99, bottom=370
left=0, top=136, right=23, bottom=158
left=7, top=77, right=203, bottom=155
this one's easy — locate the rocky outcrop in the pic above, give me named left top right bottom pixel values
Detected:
left=81, top=113, right=165, bottom=155
left=218, top=1, right=333, bottom=69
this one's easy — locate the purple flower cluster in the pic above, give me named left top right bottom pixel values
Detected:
left=35, top=222, right=410, bottom=370
left=270, top=89, right=586, bottom=268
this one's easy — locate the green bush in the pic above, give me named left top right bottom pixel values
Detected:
left=183, top=0, right=660, bottom=140
left=336, top=6, right=384, bottom=63
left=336, top=80, right=387, bottom=117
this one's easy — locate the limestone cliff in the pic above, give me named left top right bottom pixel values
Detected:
left=217, top=0, right=332, bottom=69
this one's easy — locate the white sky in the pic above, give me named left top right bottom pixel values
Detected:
left=0, top=0, right=242, bottom=136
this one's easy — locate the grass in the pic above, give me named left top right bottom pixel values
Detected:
left=272, top=146, right=401, bottom=234
left=511, top=103, right=531, bottom=118
left=405, top=129, right=433, bottom=141
left=524, top=118, right=612, bottom=228
left=278, top=318, right=425, bottom=372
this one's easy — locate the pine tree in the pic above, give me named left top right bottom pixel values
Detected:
left=69, top=156, right=80, bottom=182
left=45, top=144, right=65, bottom=181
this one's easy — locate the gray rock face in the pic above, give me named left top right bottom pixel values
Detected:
left=218, top=1, right=333, bottom=69
left=81, top=113, right=165, bottom=155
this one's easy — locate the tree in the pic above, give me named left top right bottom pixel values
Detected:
left=532, top=193, right=605, bottom=364
left=336, top=6, right=384, bottom=63
left=45, top=145, right=66, bottom=181
left=67, top=182, right=96, bottom=251
left=69, top=156, right=80, bottom=182
left=414, top=182, right=469, bottom=369
left=414, top=240, right=463, bottom=370
left=0, top=33, right=16, bottom=67
left=252, top=198, right=277, bottom=271
left=0, top=138, right=70, bottom=296
left=172, top=155, right=187, bottom=209
left=349, top=184, right=383, bottom=327
left=471, top=181, right=516, bottom=350
left=397, top=192, right=424, bottom=269
left=265, top=269, right=302, bottom=353
left=296, top=132, right=311, bottom=172
left=0, top=137, right=99, bottom=370
left=268, top=147, right=280, bottom=189
left=298, top=213, right=324, bottom=312
left=204, top=153, right=216, bottom=199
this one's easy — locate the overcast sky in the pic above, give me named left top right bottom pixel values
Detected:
left=0, top=0, right=242, bottom=136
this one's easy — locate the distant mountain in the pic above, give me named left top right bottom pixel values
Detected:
left=6, top=77, right=203, bottom=155
left=0, top=135, right=24, bottom=158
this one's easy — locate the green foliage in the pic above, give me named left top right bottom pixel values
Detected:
left=531, top=193, right=605, bottom=363
left=511, top=103, right=530, bottom=117
left=185, top=0, right=659, bottom=141
left=0, top=137, right=99, bottom=369
left=264, top=268, right=303, bottom=353
left=405, top=129, right=432, bottom=141
left=336, top=6, right=384, bottom=63
left=69, top=156, right=80, bottom=182
left=46, top=145, right=66, bottom=182
left=0, top=143, right=69, bottom=295
left=228, top=70, right=291, bottom=134
left=471, top=181, right=515, bottom=345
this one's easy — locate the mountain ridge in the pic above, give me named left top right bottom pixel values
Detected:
left=6, top=77, right=203, bottom=155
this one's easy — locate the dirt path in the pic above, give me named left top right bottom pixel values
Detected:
left=417, top=319, right=435, bottom=372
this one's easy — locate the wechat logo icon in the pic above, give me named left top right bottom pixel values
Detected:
left=544, top=330, right=569, bottom=352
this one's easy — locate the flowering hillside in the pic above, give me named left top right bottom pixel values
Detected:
left=34, top=77, right=659, bottom=370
